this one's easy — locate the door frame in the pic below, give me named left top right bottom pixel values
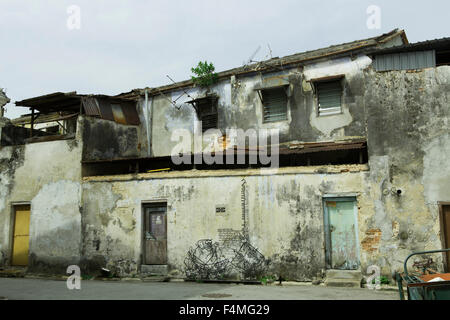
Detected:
left=438, top=202, right=450, bottom=272
left=141, top=200, right=168, bottom=266
left=323, top=196, right=360, bottom=270
left=9, top=202, right=31, bottom=267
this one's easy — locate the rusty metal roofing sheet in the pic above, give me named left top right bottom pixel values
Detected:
left=369, top=37, right=450, bottom=56
left=120, top=102, right=140, bottom=125
left=82, top=97, right=100, bottom=116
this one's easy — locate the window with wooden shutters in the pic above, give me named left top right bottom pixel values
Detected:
left=195, top=97, right=218, bottom=133
left=261, top=87, right=288, bottom=123
left=316, top=80, right=343, bottom=116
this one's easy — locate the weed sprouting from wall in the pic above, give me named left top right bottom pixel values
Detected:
left=191, top=61, right=218, bottom=87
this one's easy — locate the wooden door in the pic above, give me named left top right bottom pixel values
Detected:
left=324, top=199, right=360, bottom=270
left=442, top=205, right=450, bottom=271
left=143, top=204, right=167, bottom=265
left=12, top=205, right=31, bottom=266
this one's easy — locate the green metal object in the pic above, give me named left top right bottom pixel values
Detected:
left=397, top=248, right=450, bottom=300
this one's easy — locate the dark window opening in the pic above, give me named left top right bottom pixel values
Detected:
left=260, top=87, right=288, bottom=123
left=315, top=80, right=343, bottom=116
left=189, top=97, right=218, bottom=133
left=82, top=144, right=368, bottom=177
left=45, top=125, right=59, bottom=134
left=436, top=50, right=450, bottom=66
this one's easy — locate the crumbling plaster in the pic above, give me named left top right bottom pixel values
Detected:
left=148, top=58, right=369, bottom=158
left=359, top=66, right=450, bottom=275
left=81, top=167, right=368, bottom=280
left=0, top=117, right=84, bottom=272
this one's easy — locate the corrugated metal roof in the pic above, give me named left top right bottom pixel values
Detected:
left=369, top=37, right=450, bottom=56
left=14, top=92, right=140, bottom=126
left=374, top=50, right=436, bottom=71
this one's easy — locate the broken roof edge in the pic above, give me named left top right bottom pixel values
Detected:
left=367, top=36, right=450, bottom=56
left=15, top=91, right=138, bottom=109
left=118, top=29, right=407, bottom=99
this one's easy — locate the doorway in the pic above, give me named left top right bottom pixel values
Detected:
left=323, top=197, right=360, bottom=270
left=142, top=203, right=167, bottom=265
left=439, top=204, right=450, bottom=272
left=11, top=205, right=31, bottom=266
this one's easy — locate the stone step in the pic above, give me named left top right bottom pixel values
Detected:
left=141, top=264, right=168, bottom=276
left=325, top=269, right=362, bottom=288
left=325, top=278, right=361, bottom=288
left=326, top=269, right=362, bottom=280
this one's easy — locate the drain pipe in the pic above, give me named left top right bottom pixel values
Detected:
left=144, top=89, right=152, bottom=157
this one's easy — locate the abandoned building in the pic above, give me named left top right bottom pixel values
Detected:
left=1, top=28, right=449, bottom=286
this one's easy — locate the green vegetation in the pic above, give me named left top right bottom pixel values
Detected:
left=191, top=61, right=218, bottom=87
left=260, top=275, right=277, bottom=285
left=372, top=275, right=390, bottom=285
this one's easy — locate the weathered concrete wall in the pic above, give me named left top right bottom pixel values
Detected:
left=148, top=57, right=370, bottom=158
left=81, top=116, right=146, bottom=161
left=78, top=65, right=450, bottom=280
left=81, top=165, right=368, bottom=280
left=358, top=66, right=450, bottom=275
left=0, top=117, right=83, bottom=272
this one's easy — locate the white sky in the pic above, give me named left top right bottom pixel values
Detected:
left=1, top=0, right=449, bottom=119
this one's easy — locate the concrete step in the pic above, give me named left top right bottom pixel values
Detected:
left=325, top=278, right=361, bottom=288
left=325, top=270, right=362, bottom=288
left=141, top=264, right=168, bottom=276
left=326, top=269, right=362, bottom=280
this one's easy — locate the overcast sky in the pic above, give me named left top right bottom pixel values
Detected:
left=1, top=0, right=449, bottom=119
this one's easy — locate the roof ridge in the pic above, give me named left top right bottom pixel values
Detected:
left=121, top=28, right=406, bottom=97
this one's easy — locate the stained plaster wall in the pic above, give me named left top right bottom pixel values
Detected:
left=148, top=56, right=371, bottom=158
left=81, top=115, right=147, bottom=162
left=79, top=66, right=450, bottom=280
left=358, top=65, right=450, bottom=275
left=81, top=166, right=368, bottom=280
left=0, top=117, right=84, bottom=272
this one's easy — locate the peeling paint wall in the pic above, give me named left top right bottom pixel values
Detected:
left=78, top=65, right=450, bottom=280
left=81, top=116, right=147, bottom=161
left=358, top=66, right=450, bottom=275
left=81, top=166, right=368, bottom=280
left=0, top=117, right=83, bottom=272
left=1, top=34, right=448, bottom=282
left=149, top=58, right=370, bottom=157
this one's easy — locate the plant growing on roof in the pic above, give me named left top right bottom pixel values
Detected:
left=191, top=61, right=218, bottom=87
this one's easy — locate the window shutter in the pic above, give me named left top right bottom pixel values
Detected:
left=317, top=80, right=342, bottom=115
left=197, top=99, right=218, bottom=132
left=262, top=87, right=288, bottom=123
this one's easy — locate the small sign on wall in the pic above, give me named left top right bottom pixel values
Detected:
left=215, top=205, right=227, bottom=216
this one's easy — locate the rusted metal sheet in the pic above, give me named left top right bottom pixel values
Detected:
left=144, top=204, right=167, bottom=265
left=111, top=103, right=127, bottom=125
left=120, top=102, right=140, bottom=125
left=95, top=99, right=113, bottom=121
left=82, top=97, right=100, bottom=116
left=324, top=199, right=359, bottom=270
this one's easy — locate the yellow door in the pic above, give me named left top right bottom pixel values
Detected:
left=12, top=205, right=31, bottom=266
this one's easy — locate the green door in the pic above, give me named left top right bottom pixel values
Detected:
left=324, top=198, right=360, bottom=270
